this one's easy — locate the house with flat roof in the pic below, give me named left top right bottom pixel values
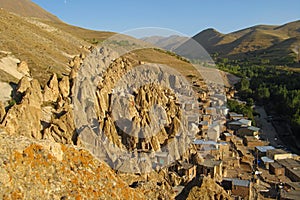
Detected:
left=277, top=159, right=300, bottom=182
left=222, top=178, right=251, bottom=199
left=237, top=126, right=260, bottom=138
left=228, top=112, right=244, bottom=120
left=255, top=146, right=275, bottom=158
left=207, top=125, right=220, bottom=142
left=243, top=136, right=265, bottom=148
left=269, top=162, right=285, bottom=176
left=181, top=162, right=197, bottom=182
left=199, top=159, right=222, bottom=179
left=227, top=121, right=244, bottom=131
left=280, top=182, right=300, bottom=200
left=155, top=152, right=171, bottom=166
left=261, top=156, right=274, bottom=169
left=266, top=149, right=293, bottom=161
left=222, top=132, right=233, bottom=142
left=239, top=118, right=252, bottom=126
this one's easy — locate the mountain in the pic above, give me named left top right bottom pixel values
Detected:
left=0, top=0, right=60, bottom=21
left=142, top=35, right=189, bottom=50
left=143, top=20, right=300, bottom=65
left=0, top=1, right=114, bottom=85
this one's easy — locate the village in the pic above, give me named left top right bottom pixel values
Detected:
left=151, top=79, right=300, bottom=200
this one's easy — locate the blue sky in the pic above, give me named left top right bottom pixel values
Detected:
left=32, top=0, right=300, bottom=36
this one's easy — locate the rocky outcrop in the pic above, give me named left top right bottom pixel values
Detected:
left=118, top=170, right=175, bottom=199
left=0, top=46, right=204, bottom=199
left=43, top=73, right=59, bottom=102
left=2, top=78, right=43, bottom=139
left=43, top=104, right=76, bottom=144
left=58, top=75, right=70, bottom=98
left=17, top=61, right=30, bottom=77
left=186, top=176, right=232, bottom=200
left=76, top=47, right=197, bottom=173
left=16, top=76, right=31, bottom=93
left=0, top=130, right=144, bottom=199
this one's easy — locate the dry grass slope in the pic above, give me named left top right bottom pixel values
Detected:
left=0, top=0, right=60, bottom=21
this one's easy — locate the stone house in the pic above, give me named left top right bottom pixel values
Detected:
left=228, top=112, right=244, bottom=121
left=261, top=156, right=274, bottom=169
left=255, top=146, right=275, bottom=158
left=199, top=159, right=222, bottom=179
left=243, top=136, right=265, bottom=148
left=266, top=149, right=292, bottom=160
left=169, top=161, right=197, bottom=182
left=155, top=152, right=171, bottom=166
left=221, top=132, right=233, bottom=142
left=181, top=162, right=197, bottom=182
left=277, top=159, right=300, bottom=182
left=269, top=162, right=285, bottom=176
left=222, top=178, right=251, bottom=199
left=237, top=126, right=260, bottom=138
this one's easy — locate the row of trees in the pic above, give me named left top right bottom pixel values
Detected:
left=218, top=62, right=300, bottom=137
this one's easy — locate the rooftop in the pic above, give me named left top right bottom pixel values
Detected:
left=244, top=136, right=259, bottom=142
left=256, top=146, right=275, bottom=153
left=155, top=152, right=169, bottom=157
left=228, top=121, right=243, bottom=126
left=270, top=162, right=283, bottom=169
left=223, top=178, right=250, bottom=187
left=267, top=149, right=290, bottom=155
left=261, top=156, right=274, bottom=163
left=223, top=132, right=232, bottom=137
left=229, top=112, right=243, bottom=117
left=281, top=190, right=300, bottom=200
left=193, top=139, right=217, bottom=146
left=202, top=159, right=222, bottom=168
left=239, top=119, right=252, bottom=125
left=181, top=162, right=194, bottom=170
left=247, top=126, right=260, bottom=132
left=277, top=158, right=300, bottom=169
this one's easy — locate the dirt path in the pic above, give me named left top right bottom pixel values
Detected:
left=254, top=106, right=283, bottom=147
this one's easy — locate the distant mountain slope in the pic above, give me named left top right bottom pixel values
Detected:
left=0, top=0, right=60, bottom=21
left=142, top=35, right=189, bottom=50
left=194, top=21, right=300, bottom=64
left=144, top=20, right=300, bottom=65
